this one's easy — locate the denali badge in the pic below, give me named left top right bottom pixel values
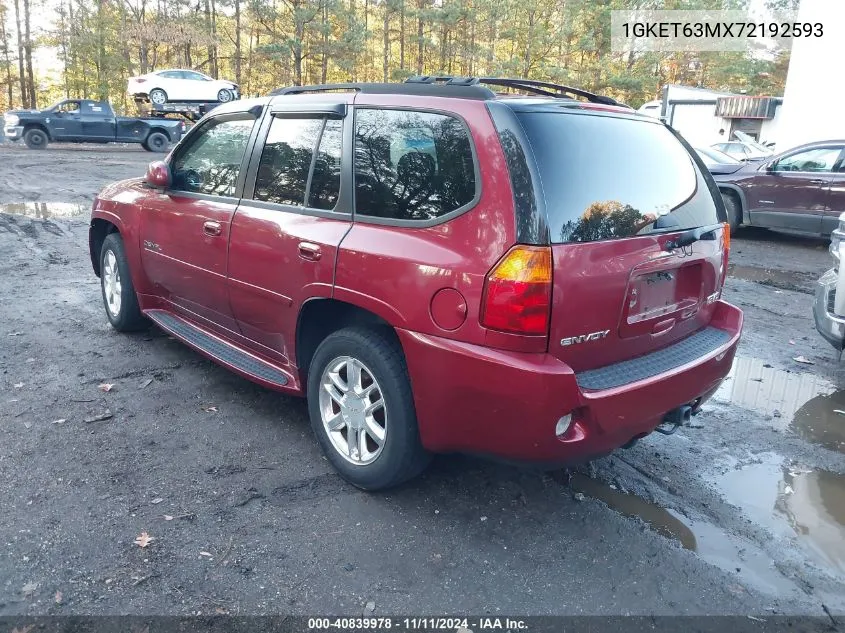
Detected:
left=561, top=329, right=610, bottom=346
left=143, top=240, right=161, bottom=252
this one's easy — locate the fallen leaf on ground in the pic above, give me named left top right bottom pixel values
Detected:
left=139, top=378, right=153, bottom=389
left=134, top=532, right=154, bottom=548
left=51, top=419, right=66, bottom=425
left=789, top=340, right=796, bottom=345
left=573, top=492, right=585, bottom=502
left=150, top=497, right=164, bottom=505
left=98, top=383, right=115, bottom=392
left=202, top=406, right=218, bottom=413
left=84, top=410, right=113, bottom=423
left=215, top=607, right=229, bottom=615
left=199, top=551, right=213, bottom=558
left=163, top=515, right=174, bottom=521
left=23, top=422, right=32, bottom=429
left=13, top=382, right=24, bottom=388
left=21, top=581, right=38, bottom=596
left=54, top=590, right=63, bottom=604
left=792, top=356, right=814, bottom=365
left=8, top=331, right=23, bottom=336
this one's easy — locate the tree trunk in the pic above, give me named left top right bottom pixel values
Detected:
left=0, top=4, right=14, bottom=106
left=234, top=0, right=241, bottom=85
left=363, top=0, right=368, bottom=82
left=416, top=0, right=423, bottom=74
left=13, top=0, right=26, bottom=107
left=523, top=8, right=535, bottom=77
left=382, top=1, right=389, bottom=82
left=486, top=0, right=496, bottom=75
left=23, top=0, right=34, bottom=107
left=399, top=0, right=405, bottom=70
left=293, top=1, right=304, bottom=85
left=320, top=0, right=328, bottom=84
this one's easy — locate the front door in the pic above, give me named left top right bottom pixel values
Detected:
left=227, top=109, right=351, bottom=363
left=744, top=145, right=842, bottom=234
left=821, top=149, right=845, bottom=234
left=140, top=111, right=260, bottom=333
left=50, top=100, right=83, bottom=140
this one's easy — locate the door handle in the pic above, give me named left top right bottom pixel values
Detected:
left=203, top=221, right=222, bottom=236
left=298, top=242, right=322, bottom=261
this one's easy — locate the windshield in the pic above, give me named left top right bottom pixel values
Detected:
left=696, top=146, right=742, bottom=164
left=515, top=111, right=721, bottom=244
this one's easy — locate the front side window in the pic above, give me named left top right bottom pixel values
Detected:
left=354, top=108, right=476, bottom=221
left=773, top=147, right=842, bottom=173
left=170, top=116, right=255, bottom=197
left=56, top=101, right=81, bottom=114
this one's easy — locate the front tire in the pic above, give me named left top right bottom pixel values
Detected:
left=307, top=327, right=431, bottom=490
left=721, top=191, right=741, bottom=234
left=149, top=88, right=168, bottom=105
left=217, top=88, right=234, bottom=103
left=100, top=233, right=147, bottom=332
left=23, top=128, right=48, bottom=149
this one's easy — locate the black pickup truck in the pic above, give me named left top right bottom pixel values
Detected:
left=3, top=99, right=184, bottom=151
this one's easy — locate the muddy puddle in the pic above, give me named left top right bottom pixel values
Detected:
left=711, top=453, right=845, bottom=575
left=728, top=263, right=814, bottom=293
left=0, top=201, right=88, bottom=219
left=571, top=474, right=803, bottom=594
left=714, top=355, right=845, bottom=454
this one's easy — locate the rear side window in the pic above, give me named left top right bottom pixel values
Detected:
left=253, top=116, right=342, bottom=210
left=354, top=108, right=476, bottom=222
left=515, top=112, right=719, bottom=243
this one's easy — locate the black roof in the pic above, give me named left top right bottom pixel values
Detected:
left=271, top=76, right=624, bottom=106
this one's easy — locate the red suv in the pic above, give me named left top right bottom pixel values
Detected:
left=89, top=77, right=742, bottom=490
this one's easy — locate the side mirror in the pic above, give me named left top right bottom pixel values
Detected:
left=145, top=161, right=171, bottom=189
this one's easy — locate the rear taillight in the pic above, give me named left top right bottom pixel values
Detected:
left=720, top=222, right=730, bottom=287
left=480, top=245, right=552, bottom=336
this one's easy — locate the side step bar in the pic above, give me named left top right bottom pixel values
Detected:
left=145, top=310, right=291, bottom=388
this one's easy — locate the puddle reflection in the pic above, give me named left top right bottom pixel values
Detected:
left=714, top=356, right=845, bottom=454
left=713, top=454, right=845, bottom=575
left=0, top=202, right=88, bottom=219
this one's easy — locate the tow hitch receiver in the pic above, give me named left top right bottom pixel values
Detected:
left=654, top=405, right=693, bottom=435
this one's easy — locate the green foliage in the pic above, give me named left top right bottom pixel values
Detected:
left=0, top=0, right=792, bottom=113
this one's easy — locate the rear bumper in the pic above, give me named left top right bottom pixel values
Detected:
left=4, top=125, right=23, bottom=140
left=813, top=268, right=845, bottom=351
left=398, top=300, right=742, bottom=465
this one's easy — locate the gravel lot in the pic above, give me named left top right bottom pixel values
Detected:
left=0, top=143, right=844, bottom=619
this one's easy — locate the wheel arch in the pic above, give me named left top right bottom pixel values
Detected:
left=89, top=218, right=121, bottom=277
left=22, top=123, right=52, bottom=142
left=295, top=298, right=399, bottom=391
left=718, top=184, right=749, bottom=225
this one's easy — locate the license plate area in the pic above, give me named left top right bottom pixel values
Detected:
left=620, top=261, right=702, bottom=338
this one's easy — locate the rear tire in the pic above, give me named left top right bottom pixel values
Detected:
left=721, top=191, right=741, bottom=234
left=217, top=89, right=234, bottom=103
left=100, top=233, right=147, bottom=332
left=149, top=88, right=168, bottom=105
left=307, top=327, right=431, bottom=490
left=23, top=128, right=48, bottom=149
left=144, top=132, right=168, bottom=153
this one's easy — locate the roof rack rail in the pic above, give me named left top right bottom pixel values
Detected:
left=270, top=81, right=495, bottom=100
left=404, top=75, right=621, bottom=106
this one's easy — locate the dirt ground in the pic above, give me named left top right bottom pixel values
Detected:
left=1, top=143, right=844, bottom=619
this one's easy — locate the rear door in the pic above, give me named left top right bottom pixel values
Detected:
left=512, top=107, right=726, bottom=372
left=80, top=101, right=115, bottom=140
left=140, top=110, right=260, bottom=332
left=822, top=149, right=845, bottom=234
left=226, top=101, right=351, bottom=364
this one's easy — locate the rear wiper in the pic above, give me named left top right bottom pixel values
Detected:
left=662, top=223, right=724, bottom=251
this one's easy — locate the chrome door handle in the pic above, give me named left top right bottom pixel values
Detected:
left=203, top=221, right=222, bottom=236
left=298, top=242, right=322, bottom=261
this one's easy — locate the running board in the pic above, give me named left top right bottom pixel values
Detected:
left=145, top=310, right=290, bottom=388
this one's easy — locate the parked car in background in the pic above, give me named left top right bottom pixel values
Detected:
left=637, top=100, right=662, bottom=118
left=128, top=69, right=239, bottom=106
left=88, top=77, right=740, bottom=490
left=712, top=139, right=773, bottom=162
left=695, top=146, right=744, bottom=175
left=713, top=139, right=845, bottom=234
left=3, top=99, right=183, bottom=151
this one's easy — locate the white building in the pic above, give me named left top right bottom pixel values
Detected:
left=657, top=84, right=783, bottom=149
left=776, top=0, right=845, bottom=149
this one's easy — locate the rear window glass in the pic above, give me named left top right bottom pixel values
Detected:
left=515, top=112, right=719, bottom=244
